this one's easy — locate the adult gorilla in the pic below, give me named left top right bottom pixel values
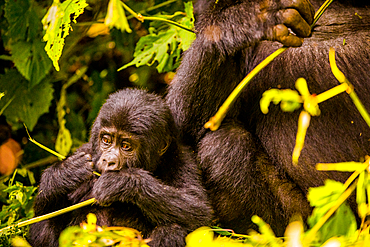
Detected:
left=166, top=0, right=370, bottom=235
left=29, top=88, right=212, bottom=247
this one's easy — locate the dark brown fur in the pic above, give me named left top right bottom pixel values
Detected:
left=167, top=0, right=370, bottom=235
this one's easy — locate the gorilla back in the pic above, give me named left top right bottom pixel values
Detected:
left=244, top=0, right=370, bottom=192
left=167, top=0, right=370, bottom=236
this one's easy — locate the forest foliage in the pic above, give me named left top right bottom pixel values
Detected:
left=0, top=0, right=370, bottom=246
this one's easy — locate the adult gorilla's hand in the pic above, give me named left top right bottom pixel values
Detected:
left=269, top=0, right=315, bottom=46
left=196, top=0, right=314, bottom=53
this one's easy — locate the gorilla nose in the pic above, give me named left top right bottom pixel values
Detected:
left=103, top=160, right=119, bottom=171
left=108, top=161, right=116, bottom=168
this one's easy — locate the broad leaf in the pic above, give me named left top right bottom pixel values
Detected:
left=4, top=0, right=39, bottom=41
left=119, top=2, right=195, bottom=73
left=11, top=40, right=52, bottom=88
left=42, top=0, right=88, bottom=71
left=119, top=28, right=181, bottom=73
left=178, top=1, right=196, bottom=51
left=55, top=124, right=72, bottom=157
left=0, top=69, right=54, bottom=131
left=5, top=0, right=51, bottom=87
left=307, top=180, right=357, bottom=243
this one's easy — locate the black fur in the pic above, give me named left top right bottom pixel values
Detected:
left=166, top=0, right=370, bottom=235
left=29, top=88, right=212, bottom=247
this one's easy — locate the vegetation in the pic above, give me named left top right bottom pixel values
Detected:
left=0, top=0, right=194, bottom=245
left=1, top=0, right=370, bottom=246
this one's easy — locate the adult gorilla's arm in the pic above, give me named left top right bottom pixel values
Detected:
left=166, top=0, right=314, bottom=145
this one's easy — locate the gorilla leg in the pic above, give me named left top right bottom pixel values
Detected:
left=198, top=122, right=311, bottom=235
left=148, top=224, right=187, bottom=247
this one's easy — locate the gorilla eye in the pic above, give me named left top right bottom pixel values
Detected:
left=101, top=135, right=112, bottom=145
left=121, top=141, right=132, bottom=151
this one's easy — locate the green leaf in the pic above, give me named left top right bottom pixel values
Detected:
left=4, top=0, right=51, bottom=87
left=11, top=40, right=52, bottom=88
left=178, top=1, right=196, bottom=51
left=307, top=180, right=356, bottom=243
left=0, top=69, right=54, bottom=131
left=184, top=1, right=194, bottom=22
left=308, top=180, right=344, bottom=208
left=310, top=204, right=357, bottom=243
left=119, top=2, right=195, bottom=73
left=55, top=124, right=72, bottom=157
left=119, top=27, right=180, bottom=73
left=42, top=0, right=88, bottom=71
left=4, top=0, right=39, bottom=41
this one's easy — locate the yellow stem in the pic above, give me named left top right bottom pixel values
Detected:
left=0, top=95, right=15, bottom=115
left=24, top=124, right=66, bottom=160
left=143, top=16, right=194, bottom=33
left=315, top=83, right=349, bottom=103
left=0, top=198, right=96, bottom=233
left=312, top=0, right=334, bottom=28
left=121, top=1, right=194, bottom=33
left=316, top=161, right=365, bottom=172
left=205, top=0, right=334, bottom=131
left=329, top=48, right=370, bottom=128
left=204, top=47, right=287, bottom=130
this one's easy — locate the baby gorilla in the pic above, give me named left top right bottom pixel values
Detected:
left=29, top=88, right=212, bottom=247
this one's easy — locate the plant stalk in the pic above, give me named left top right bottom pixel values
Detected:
left=121, top=2, right=194, bottom=33
left=329, top=48, right=370, bottom=128
left=0, top=198, right=96, bottom=234
left=205, top=0, right=334, bottom=130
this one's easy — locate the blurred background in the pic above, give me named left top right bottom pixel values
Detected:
left=0, top=0, right=192, bottom=184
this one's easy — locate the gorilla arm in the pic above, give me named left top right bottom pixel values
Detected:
left=30, top=149, right=94, bottom=247
left=196, top=0, right=314, bottom=54
left=33, top=150, right=94, bottom=215
left=92, top=167, right=211, bottom=230
left=166, top=0, right=314, bottom=144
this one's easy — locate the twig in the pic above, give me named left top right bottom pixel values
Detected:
left=204, top=48, right=287, bottom=130
left=0, top=95, right=15, bottom=116
left=24, top=124, right=66, bottom=160
left=311, top=0, right=334, bottom=28
left=121, top=2, right=194, bottom=33
left=0, top=198, right=96, bottom=234
left=329, top=48, right=370, bottom=128
left=205, top=0, right=334, bottom=131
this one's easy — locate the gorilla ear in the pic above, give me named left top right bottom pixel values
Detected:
left=158, top=138, right=171, bottom=156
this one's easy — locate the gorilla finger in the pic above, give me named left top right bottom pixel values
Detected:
left=96, top=199, right=112, bottom=207
left=87, top=161, right=94, bottom=169
left=72, top=151, right=87, bottom=159
left=84, top=153, right=92, bottom=162
left=278, top=8, right=311, bottom=37
left=281, top=0, right=315, bottom=25
left=101, top=202, right=112, bottom=207
left=74, top=152, right=92, bottom=162
left=273, top=24, right=303, bottom=47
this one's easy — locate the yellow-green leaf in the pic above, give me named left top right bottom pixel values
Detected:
left=42, top=0, right=88, bottom=71
left=55, top=124, right=72, bottom=157
left=104, top=0, right=132, bottom=33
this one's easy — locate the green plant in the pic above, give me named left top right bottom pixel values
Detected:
left=0, top=0, right=194, bottom=162
left=0, top=170, right=37, bottom=246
